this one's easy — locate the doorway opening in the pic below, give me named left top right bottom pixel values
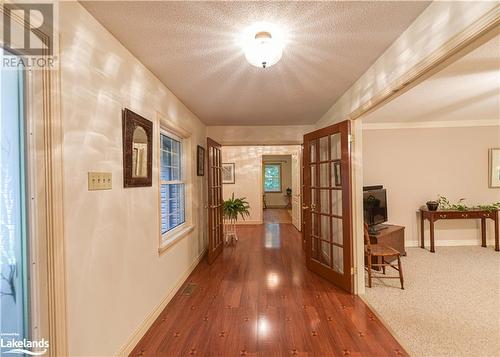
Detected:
left=262, top=155, right=292, bottom=224
left=356, top=30, right=500, bottom=356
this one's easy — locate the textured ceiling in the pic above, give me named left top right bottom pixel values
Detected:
left=363, top=34, right=500, bottom=124
left=81, top=1, right=430, bottom=126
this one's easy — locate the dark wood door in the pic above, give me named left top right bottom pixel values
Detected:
left=207, top=137, right=224, bottom=264
left=303, top=120, right=353, bottom=293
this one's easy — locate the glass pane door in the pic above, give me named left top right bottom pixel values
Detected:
left=303, top=120, right=353, bottom=293
left=207, top=137, right=223, bottom=264
left=0, top=49, right=29, bottom=346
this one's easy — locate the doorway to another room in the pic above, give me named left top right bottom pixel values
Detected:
left=262, top=155, right=293, bottom=224
left=357, top=31, right=500, bottom=357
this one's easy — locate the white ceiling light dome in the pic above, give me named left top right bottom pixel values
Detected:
left=241, top=22, right=286, bottom=69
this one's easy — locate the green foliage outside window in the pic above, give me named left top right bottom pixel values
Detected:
left=264, top=164, right=281, bottom=192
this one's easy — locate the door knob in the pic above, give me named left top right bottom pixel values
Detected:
left=302, top=205, right=309, bottom=210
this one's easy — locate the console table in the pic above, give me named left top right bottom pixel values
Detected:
left=420, top=208, right=499, bottom=253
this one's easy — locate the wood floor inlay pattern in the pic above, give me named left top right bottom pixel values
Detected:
left=131, top=224, right=407, bottom=356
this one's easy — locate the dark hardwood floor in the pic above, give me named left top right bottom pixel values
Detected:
left=263, top=208, right=292, bottom=224
left=131, top=224, right=407, bottom=356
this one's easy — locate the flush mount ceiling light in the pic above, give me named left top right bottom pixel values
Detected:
left=241, top=22, right=286, bottom=69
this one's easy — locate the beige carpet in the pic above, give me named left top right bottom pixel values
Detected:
left=362, top=246, right=500, bottom=357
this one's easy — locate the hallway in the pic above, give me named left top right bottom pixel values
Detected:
left=263, top=208, right=292, bottom=224
left=132, top=224, right=406, bottom=356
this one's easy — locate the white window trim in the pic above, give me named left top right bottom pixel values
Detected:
left=156, top=112, right=194, bottom=255
left=263, top=162, right=282, bottom=193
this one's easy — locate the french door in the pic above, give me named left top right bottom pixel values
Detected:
left=291, top=152, right=302, bottom=231
left=303, top=120, right=353, bottom=293
left=207, top=137, right=224, bottom=264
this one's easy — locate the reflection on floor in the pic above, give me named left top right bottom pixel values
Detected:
left=132, top=224, right=407, bottom=356
left=363, top=246, right=500, bottom=357
left=263, top=208, right=292, bottom=224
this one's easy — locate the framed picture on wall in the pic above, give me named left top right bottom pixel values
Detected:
left=222, top=163, right=235, bottom=184
left=489, top=148, right=500, bottom=188
left=197, top=145, right=205, bottom=176
left=122, top=108, right=153, bottom=187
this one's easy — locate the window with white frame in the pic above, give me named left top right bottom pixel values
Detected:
left=160, top=132, right=185, bottom=234
left=264, top=163, right=282, bottom=192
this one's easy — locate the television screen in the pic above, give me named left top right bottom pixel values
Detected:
left=363, top=189, right=387, bottom=226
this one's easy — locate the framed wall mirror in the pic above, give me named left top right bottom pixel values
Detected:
left=122, top=108, right=153, bottom=187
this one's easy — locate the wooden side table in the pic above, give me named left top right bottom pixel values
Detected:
left=420, top=208, right=499, bottom=253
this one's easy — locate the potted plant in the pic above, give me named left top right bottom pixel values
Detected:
left=223, top=193, right=250, bottom=244
left=429, top=195, right=500, bottom=212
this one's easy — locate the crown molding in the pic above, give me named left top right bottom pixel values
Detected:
left=363, top=119, right=500, bottom=130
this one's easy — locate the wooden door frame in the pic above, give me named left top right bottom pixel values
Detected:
left=207, top=137, right=224, bottom=264
left=31, top=47, right=68, bottom=357
left=1, top=6, right=68, bottom=355
left=303, top=120, right=353, bottom=293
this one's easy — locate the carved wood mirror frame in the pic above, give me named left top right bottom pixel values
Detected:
left=122, top=108, right=153, bottom=187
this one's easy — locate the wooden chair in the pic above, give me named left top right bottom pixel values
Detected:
left=364, top=224, right=404, bottom=289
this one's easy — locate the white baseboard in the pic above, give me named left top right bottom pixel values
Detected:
left=116, top=248, right=207, bottom=356
left=406, top=239, right=496, bottom=248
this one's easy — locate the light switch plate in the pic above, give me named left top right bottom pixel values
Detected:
left=88, top=172, right=112, bottom=190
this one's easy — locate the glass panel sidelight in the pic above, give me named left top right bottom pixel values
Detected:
left=330, top=133, right=341, bottom=160
left=332, top=162, right=341, bottom=187
left=310, top=165, right=316, bottom=187
left=311, top=189, right=317, bottom=212
left=310, top=140, right=317, bottom=163
left=331, top=189, right=342, bottom=217
left=319, top=136, right=329, bottom=162
left=319, top=163, right=329, bottom=188
left=1, top=50, right=29, bottom=346
left=319, top=190, right=329, bottom=214
left=312, top=238, right=320, bottom=261
left=332, top=217, right=343, bottom=245
left=311, top=213, right=318, bottom=236
left=320, top=215, right=330, bottom=242
left=332, top=246, right=344, bottom=273
left=320, top=241, right=331, bottom=267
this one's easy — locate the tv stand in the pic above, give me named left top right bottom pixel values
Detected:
left=367, top=225, right=406, bottom=271
left=368, top=224, right=390, bottom=236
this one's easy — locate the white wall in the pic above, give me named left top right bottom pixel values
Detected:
left=363, top=125, right=500, bottom=247
left=221, top=146, right=301, bottom=223
left=207, top=125, right=312, bottom=145
left=59, top=3, right=206, bottom=355
left=263, top=155, right=292, bottom=208
left=317, top=1, right=498, bottom=128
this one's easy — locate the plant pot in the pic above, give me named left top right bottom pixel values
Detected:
left=426, top=201, right=439, bottom=211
